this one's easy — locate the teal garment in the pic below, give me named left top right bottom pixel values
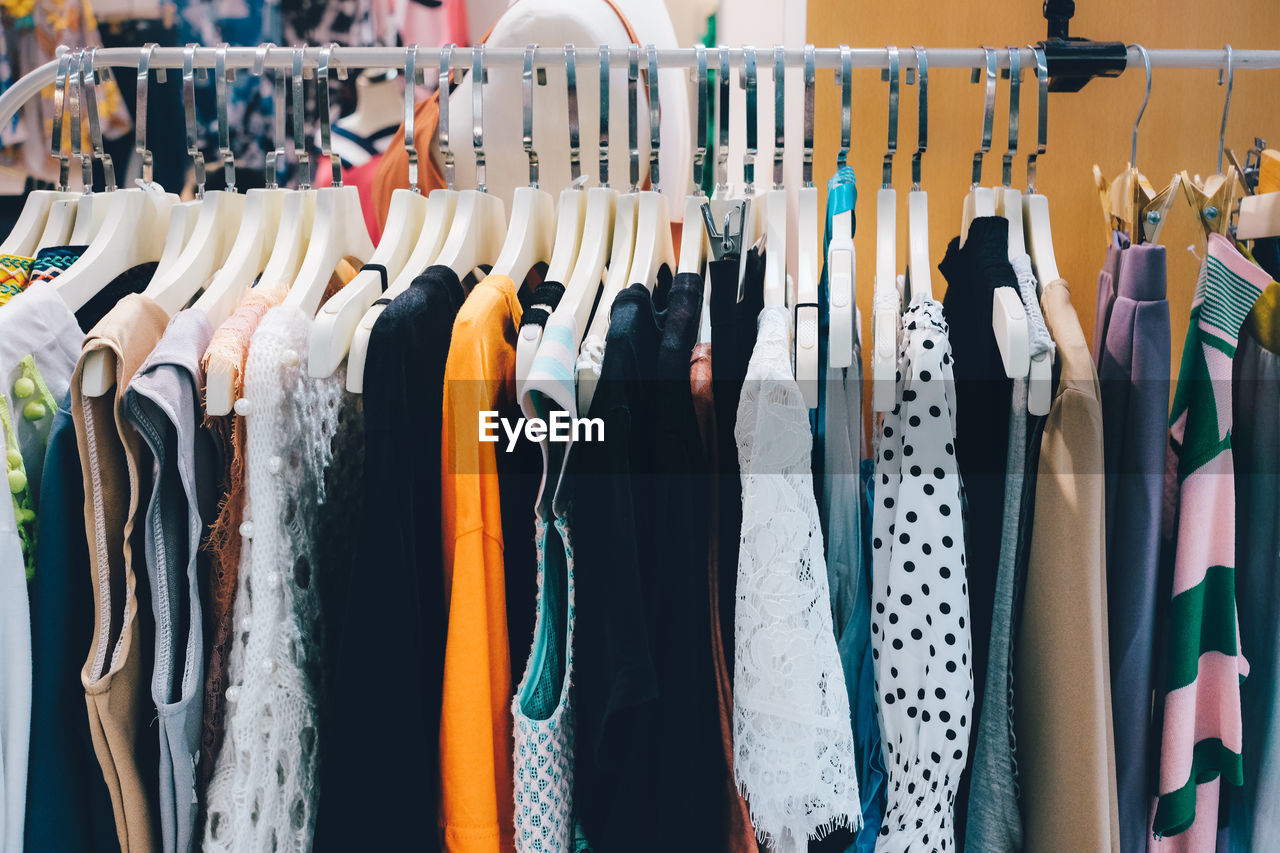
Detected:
left=852, top=458, right=887, bottom=853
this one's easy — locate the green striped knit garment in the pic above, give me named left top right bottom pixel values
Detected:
left=1153, top=233, right=1272, bottom=846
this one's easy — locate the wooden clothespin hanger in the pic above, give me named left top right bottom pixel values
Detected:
left=1236, top=138, right=1280, bottom=241
left=871, top=46, right=901, bottom=412
left=795, top=46, right=820, bottom=409
left=959, top=47, right=997, bottom=245
left=1182, top=45, right=1242, bottom=240
left=826, top=45, right=855, bottom=371
left=32, top=52, right=81, bottom=251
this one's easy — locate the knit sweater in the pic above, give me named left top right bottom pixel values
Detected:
left=1153, top=233, right=1272, bottom=848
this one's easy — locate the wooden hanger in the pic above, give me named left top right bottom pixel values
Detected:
left=310, top=44, right=431, bottom=379
left=871, top=47, right=901, bottom=412
left=794, top=46, right=819, bottom=409
left=626, top=45, right=675, bottom=292
left=960, top=47, right=997, bottom=246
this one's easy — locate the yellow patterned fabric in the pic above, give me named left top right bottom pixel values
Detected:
left=0, top=254, right=34, bottom=307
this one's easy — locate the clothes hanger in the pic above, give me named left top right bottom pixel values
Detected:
left=1182, top=45, right=1242, bottom=240
left=795, top=46, right=819, bottom=409
left=54, top=47, right=175, bottom=318
left=827, top=44, right=855, bottom=372
left=677, top=45, right=709, bottom=279
left=739, top=45, right=768, bottom=256
left=0, top=52, right=77, bottom=255
left=871, top=46, right=901, bottom=413
left=697, top=46, right=739, bottom=345
left=997, top=46, right=1026, bottom=261
left=309, top=43, right=431, bottom=378
left=144, top=43, right=247, bottom=316
left=431, top=42, right=507, bottom=286
left=960, top=47, right=997, bottom=246
left=64, top=50, right=110, bottom=247
left=282, top=44, right=375, bottom=316
left=1237, top=136, right=1280, bottom=239
left=627, top=44, right=675, bottom=292
left=761, top=46, right=787, bottom=311
left=543, top=43, right=588, bottom=287
left=1023, top=45, right=1060, bottom=288
left=906, top=45, right=932, bottom=303
left=346, top=44, right=460, bottom=394
left=148, top=44, right=211, bottom=283
left=32, top=53, right=80, bottom=253
left=194, top=43, right=290, bottom=330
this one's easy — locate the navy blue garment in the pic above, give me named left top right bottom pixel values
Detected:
left=25, top=402, right=118, bottom=852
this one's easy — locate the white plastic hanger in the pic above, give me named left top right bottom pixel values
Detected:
left=677, top=45, right=710, bottom=280
left=64, top=47, right=176, bottom=395
left=283, top=45, right=375, bottom=317
left=761, top=46, right=787, bottom=311
left=309, top=44, right=430, bottom=379
left=544, top=44, right=588, bottom=287
left=346, top=45, right=461, bottom=394
left=1023, top=45, right=1060, bottom=288
left=795, top=46, right=819, bottom=409
left=827, top=45, right=856, bottom=371
left=871, top=47, right=901, bottom=413
left=906, top=46, right=933, bottom=303
left=960, top=47, right=998, bottom=245
left=996, top=47, right=1026, bottom=262
left=627, top=45, right=675, bottom=292
left=144, top=44, right=247, bottom=316
left=697, top=46, right=736, bottom=346
left=64, top=52, right=109, bottom=247
left=431, top=43, right=507, bottom=286
left=194, top=43, right=290, bottom=330
left=29, top=53, right=82, bottom=254
left=558, top=44, right=617, bottom=352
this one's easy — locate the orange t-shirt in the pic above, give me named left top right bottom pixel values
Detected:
left=439, top=274, right=523, bottom=852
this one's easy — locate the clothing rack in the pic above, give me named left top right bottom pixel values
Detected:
left=2, top=45, right=1279, bottom=135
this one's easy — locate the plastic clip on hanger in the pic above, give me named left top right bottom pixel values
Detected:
left=195, top=43, right=290, bottom=330
left=871, top=46, right=900, bottom=412
left=432, top=42, right=507, bottom=286
left=985, top=46, right=1029, bottom=382
left=998, top=46, right=1026, bottom=261
left=1023, top=44, right=1057, bottom=417
left=761, top=45, right=787, bottom=311
left=627, top=44, right=675, bottom=292
left=960, top=46, right=997, bottom=246
left=1182, top=45, right=1241, bottom=239
left=827, top=44, right=855, bottom=372
left=34, top=52, right=81, bottom=251
left=906, top=46, right=932, bottom=303
left=795, top=46, right=820, bottom=409
left=144, top=43, right=248, bottom=316
left=543, top=44, right=588, bottom=286
left=310, top=43, right=431, bottom=378
left=65, top=50, right=110, bottom=247
left=283, top=43, right=375, bottom=316
left=559, top=44, right=618, bottom=351
left=347, top=44, right=460, bottom=393
left=677, top=45, right=709, bottom=278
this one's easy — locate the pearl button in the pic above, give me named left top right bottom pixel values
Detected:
left=226, top=685, right=240, bottom=702
left=281, top=349, right=299, bottom=367
left=21, top=401, right=46, bottom=421
left=8, top=468, right=27, bottom=494
left=233, top=398, right=251, bottom=416
left=260, top=659, right=277, bottom=675
left=267, top=456, right=282, bottom=474
left=12, top=376, right=34, bottom=398
left=5, top=448, right=21, bottom=468
left=239, top=521, right=254, bottom=539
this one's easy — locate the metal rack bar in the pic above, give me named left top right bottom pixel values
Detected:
left=2, top=44, right=1277, bottom=140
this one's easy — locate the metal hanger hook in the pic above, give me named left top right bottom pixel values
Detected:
left=1218, top=44, right=1234, bottom=174
left=80, top=48, right=114, bottom=191
left=439, top=43, right=454, bottom=190
left=882, top=45, right=899, bottom=189
left=522, top=43, right=539, bottom=188
left=627, top=45, right=639, bottom=191
left=598, top=45, right=610, bottom=187
left=716, top=46, right=730, bottom=192
left=803, top=45, right=815, bottom=187
left=742, top=45, right=757, bottom=194
left=837, top=44, right=851, bottom=168
left=253, top=43, right=283, bottom=188
left=647, top=44, right=660, bottom=192
left=1128, top=44, right=1151, bottom=170
left=772, top=45, right=785, bottom=190
left=1002, top=46, right=1020, bottom=188
left=183, top=43, right=205, bottom=197
left=215, top=43, right=237, bottom=192
left=52, top=51, right=72, bottom=191
left=404, top=43, right=420, bottom=192
left=472, top=43, right=487, bottom=192
left=317, top=43, right=342, bottom=188
left=1027, top=44, right=1048, bottom=193
left=910, top=46, right=927, bottom=190
left=970, top=45, right=997, bottom=187
left=292, top=46, right=310, bottom=189
left=693, top=44, right=707, bottom=194
left=566, top=43, right=582, bottom=184
left=135, top=43, right=160, bottom=187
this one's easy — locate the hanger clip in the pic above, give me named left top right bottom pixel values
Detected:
left=701, top=197, right=750, bottom=262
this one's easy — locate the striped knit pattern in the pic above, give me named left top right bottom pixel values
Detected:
left=30, top=244, right=86, bottom=284
left=0, top=253, right=33, bottom=306
left=1153, top=233, right=1272, bottom=849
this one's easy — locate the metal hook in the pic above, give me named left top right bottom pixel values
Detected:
left=742, top=45, right=757, bottom=194
left=647, top=44, right=660, bottom=192
left=1001, top=46, right=1020, bottom=188
left=81, top=49, right=114, bottom=191
left=970, top=46, right=997, bottom=187
left=522, top=44, right=539, bottom=188
left=292, top=46, right=310, bottom=189
left=716, top=46, right=730, bottom=193
left=1128, top=44, right=1151, bottom=170
left=837, top=44, right=851, bottom=168
left=598, top=45, right=610, bottom=187
left=472, top=43, right=486, bottom=192
left=910, top=46, right=927, bottom=190
left=803, top=45, right=815, bottom=188
left=253, top=43, right=284, bottom=189
left=52, top=52, right=71, bottom=191
left=136, top=43, right=160, bottom=187
left=183, top=44, right=205, bottom=197
left=68, top=51, right=84, bottom=192
left=566, top=44, right=581, bottom=183
left=882, top=46, right=899, bottom=189
left=1218, top=44, right=1234, bottom=174
left=317, top=43, right=342, bottom=187
left=440, top=44, right=454, bottom=190
left=773, top=45, right=785, bottom=190
left=693, top=44, right=707, bottom=194
left=627, top=45, right=639, bottom=192
left=216, top=43, right=237, bottom=192
left=404, top=44, right=420, bottom=192
left=1027, top=45, right=1048, bottom=193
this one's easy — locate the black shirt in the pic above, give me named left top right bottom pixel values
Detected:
left=74, top=261, right=156, bottom=333
left=313, top=266, right=464, bottom=853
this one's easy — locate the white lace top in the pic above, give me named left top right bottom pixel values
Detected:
left=733, top=305, right=862, bottom=852
left=203, top=305, right=344, bottom=853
